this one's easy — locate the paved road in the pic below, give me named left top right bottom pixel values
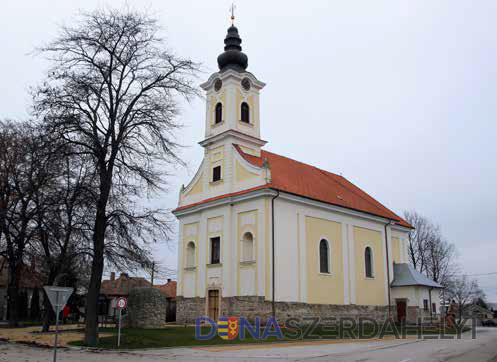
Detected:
left=1, top=327, right=496, bottom=362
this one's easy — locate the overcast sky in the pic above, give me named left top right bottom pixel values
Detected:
left=2, top=1, right=497, bottom=299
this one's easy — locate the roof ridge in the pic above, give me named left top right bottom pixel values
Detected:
left=258, top=149, right=402, bottom=222
left=325, top=171, right=403, bottom=222
left=314, top=169, right=395, bottom=219
left=261, top=150, right=347, bottom=180
left=240, top=146, right=408, bottom=225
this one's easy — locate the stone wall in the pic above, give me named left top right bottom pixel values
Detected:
left=128, top=287, right=168, bottom=328
left=176, top=296, right=206, bottom=325
left=177, top=295, right=393, bottom=325
left=406, top=306, right=438, bottom=324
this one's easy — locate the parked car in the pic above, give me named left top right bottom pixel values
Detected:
left=481, top=319, right=497, bottom=327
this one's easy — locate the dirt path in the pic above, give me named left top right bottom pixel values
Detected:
left=0, top=325, right=112, bottom=347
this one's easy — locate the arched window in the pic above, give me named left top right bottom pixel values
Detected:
left=241, top=232, right=254, bottom=262
left=319, top=239, right=330, bottom=273
left=215, top=103, right=223, bottom=124
left=186, top=241, right=196, bottom=267
left=241, top=102, right=250, bottom=123
left=365, top=246, right=373, bottom=278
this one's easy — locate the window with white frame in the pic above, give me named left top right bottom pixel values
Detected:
left=319, top=239, right=330, bottom=273
left=215, top=102, right=223, bottom=124
left=365, top=246, right=374, bottom=278
left=241, top=102, right=250, bottom=123
left=210, top=236, right=221, bottom=264
left=212, top=165, right=222, bottom=182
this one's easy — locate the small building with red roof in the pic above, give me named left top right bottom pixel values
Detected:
left=172, top=23, right=440, bottom=325
left=155, top=279, right=177, bottom=322
left=99, top=272, right=151, bottom=317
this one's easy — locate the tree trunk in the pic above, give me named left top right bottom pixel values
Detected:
left=7, top=286, right=19, bottom=327
left=7, top=263, right=21, bottom=327
left=84, top=205, right=107, bottom=346
left=42, top=294, right=55, bottom=332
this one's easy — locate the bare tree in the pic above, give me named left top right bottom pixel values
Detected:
left=424, top=234, right=457, bottom=286
left=143, top=259, right=176, bottom=286
left=33, top=9, right=199, bottom=345
left=403, top=210, right=458, bottom=285
left=30, top=142, right=95, bottom=331
left=446, top=276, right=485, bottom=321
left=404, top=210, right=433, bottom=273
left=0, top=121, right=58, bottom=326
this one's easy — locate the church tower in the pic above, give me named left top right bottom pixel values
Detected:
left=177, top=22, right=270, bottom=208
left=199, top=24, right=266, bottom=156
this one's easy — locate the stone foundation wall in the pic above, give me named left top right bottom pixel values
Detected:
left=177, top=296, right=393, bottom=325
left=406, top=306, right=419, bottom=324
left=405, top=306, right=438, bottom=324
left=176, top=296, right=206, bottom=325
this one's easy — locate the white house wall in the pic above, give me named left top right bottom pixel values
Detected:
left=391, top=286, right=440, bottom=312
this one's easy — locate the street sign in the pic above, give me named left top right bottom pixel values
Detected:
left=115, top=297, right=128, bottom=348
left=116, top=297, right=127, bottom=310
left=44, top=286, right=73, bottom=312
left=43, top=286, right=73, bottom=362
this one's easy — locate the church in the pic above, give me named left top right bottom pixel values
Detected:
left=173, top=22, right=442, bottom=325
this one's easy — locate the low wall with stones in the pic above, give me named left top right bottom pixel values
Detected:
left=176, top=296, right=393, bottom=325
left=406, top=306, right=437, bottom=324
left=127, top=287, right=168, bottom=328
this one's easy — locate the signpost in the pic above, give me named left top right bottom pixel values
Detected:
left=115, top=297, right=127, bottom=347
left=43, top=286, right=73, bottom=362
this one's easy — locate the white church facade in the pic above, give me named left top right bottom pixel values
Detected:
left=173, top=24, right=442, bottom=324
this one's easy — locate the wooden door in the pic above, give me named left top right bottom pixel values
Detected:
left=166, top=298, right=176, bottom=322
left=208, top=290, right=219, bottom=321
left=397, top=300, right=407, bottom=323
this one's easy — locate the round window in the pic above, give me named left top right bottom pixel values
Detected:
left=214, top=78, right=222, bottom=92
left=241, top=78, right=251, bottom=91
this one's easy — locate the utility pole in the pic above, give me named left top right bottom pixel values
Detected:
left=150, top=261, right=155, bottom=286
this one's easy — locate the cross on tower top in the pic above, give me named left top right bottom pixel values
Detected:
left=230, top=3, right=236, bottom=26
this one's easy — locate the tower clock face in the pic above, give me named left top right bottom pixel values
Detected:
left=241, top=78, right=251, bottom=91
left=214, top=79, right=222, bottom=92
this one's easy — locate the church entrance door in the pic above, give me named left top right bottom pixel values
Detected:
left=208, top=290, right=220, bottom=321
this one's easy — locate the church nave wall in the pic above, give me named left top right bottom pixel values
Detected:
left=273, top=195, right=393, bottom=307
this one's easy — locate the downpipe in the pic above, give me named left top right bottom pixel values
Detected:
left=271, top=190, right=280, bottom=318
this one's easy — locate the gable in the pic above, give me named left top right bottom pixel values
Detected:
left=184, top=174, right=204, bottom=197
left=235, top=160, right=258, bottom=182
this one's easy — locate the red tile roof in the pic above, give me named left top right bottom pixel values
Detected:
left=176, top=145, right=412, bottom=228
left=100, top=274, right=151, bottom=296
left=156, top=280, right=177, bottom=299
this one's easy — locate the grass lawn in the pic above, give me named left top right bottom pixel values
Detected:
left=68, top=323, right=470, bottom=349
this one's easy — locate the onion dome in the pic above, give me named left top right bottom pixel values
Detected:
left=217, top=26, right=248, bottom=72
